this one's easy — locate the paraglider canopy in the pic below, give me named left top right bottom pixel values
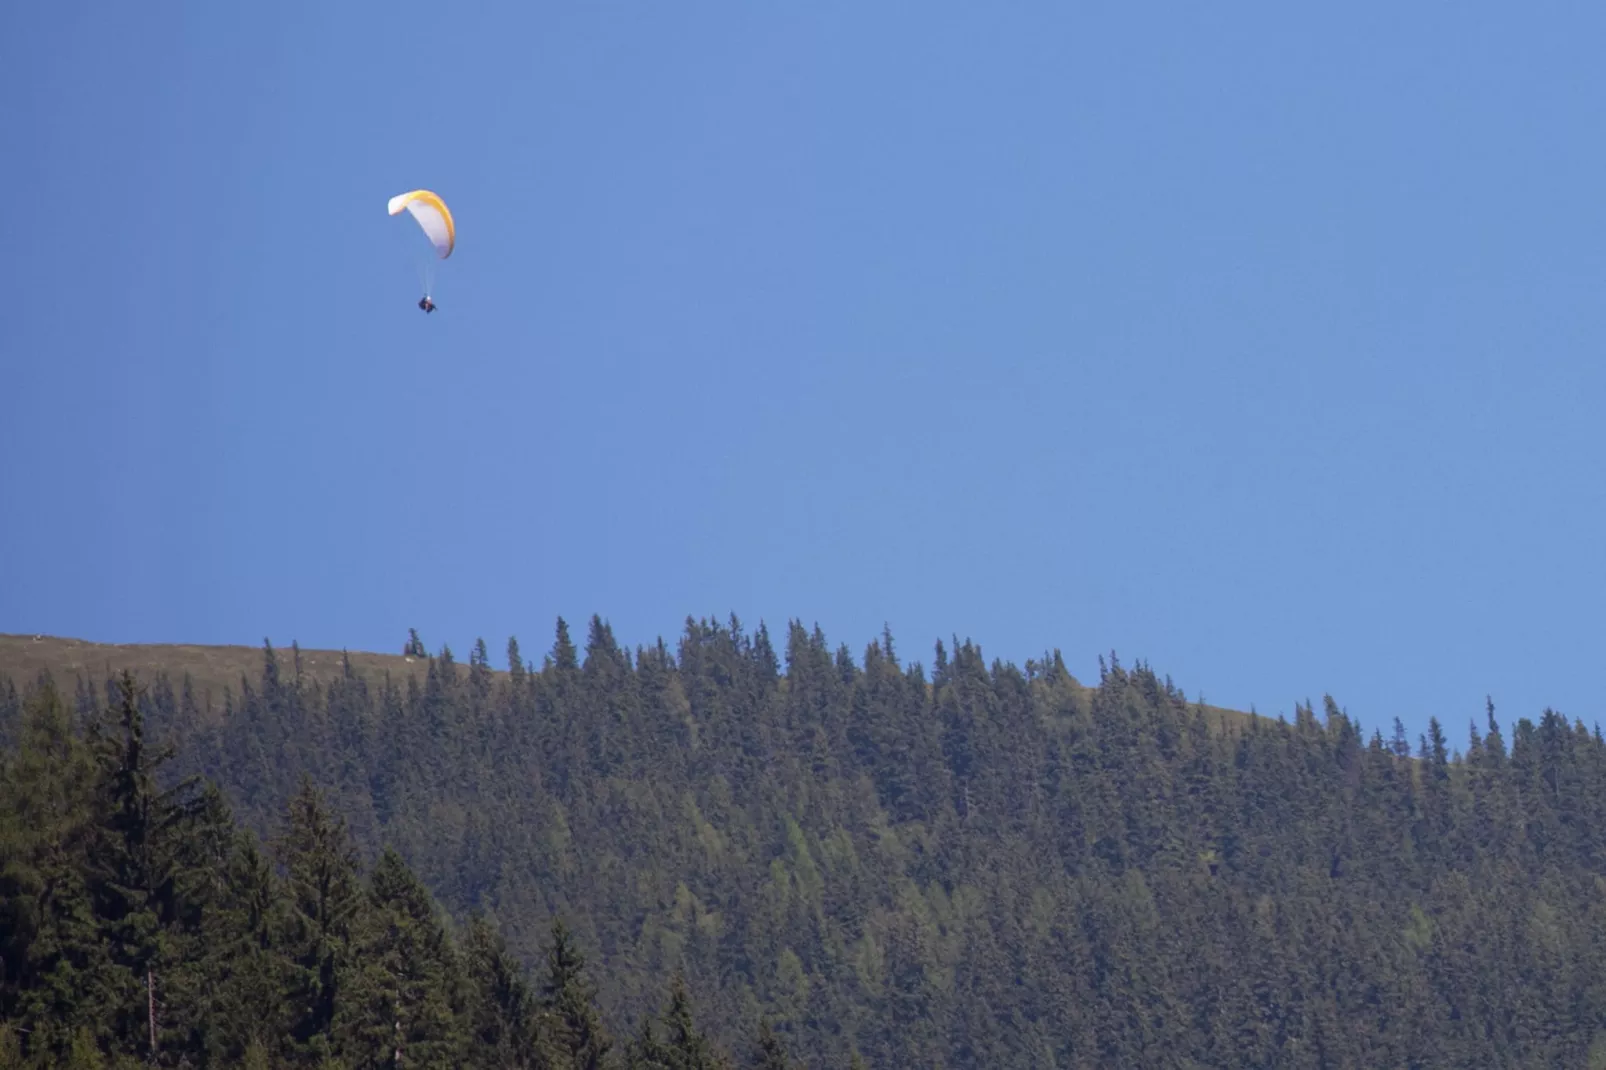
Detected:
left=389, top=189, right=454, bottom=310
left=388, top=189, right=455, bottom=259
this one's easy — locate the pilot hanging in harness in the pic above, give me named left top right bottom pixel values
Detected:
left=389, top=189, right=454, bottom=314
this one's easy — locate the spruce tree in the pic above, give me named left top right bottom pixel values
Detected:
left=335, top=847, right=465, bottom=1069
left=82, top=671, right=204, bottom=1062
left=541, top=919, right=613, bottom=1070
left=751, top=1021, right=793, bottom=1070
left=0, top=673, right=112, bottom=1061
left=193, top=829, right=292, bottom=1064
left=654, top=974, right=729, bottom=1070
left=464, top=911, right=554, bottom=1070
left=553, top=619, right=579, bottom=673
left=275, top=776, right=364, bottom=1062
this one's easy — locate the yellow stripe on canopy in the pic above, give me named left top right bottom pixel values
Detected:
left=387, top=189, right=455, bottom=258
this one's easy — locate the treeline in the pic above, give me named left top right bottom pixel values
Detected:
left=0, top=672, right=802, bottom=1069
left=5, top=614, right=1606, bottom=1067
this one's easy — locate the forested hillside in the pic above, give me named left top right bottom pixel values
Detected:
left=4, top=616, right=1606, bottom=1068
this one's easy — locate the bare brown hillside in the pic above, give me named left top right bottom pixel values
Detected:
left=0, top=633, right=444, bottom=716
left=0, top=631, right=1257, bottom=732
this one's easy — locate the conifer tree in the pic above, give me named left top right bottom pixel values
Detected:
left=465, top=912, right=554, bottom=1069
left=654, top=974, right=730, bottom=1070
left=189, top=828, right=292, bottom=1064
left=83, top=670, right=205, bottom=1062
left=625, top=1016, right=670, bottom=1070
left=750, top=1021, right=793, bottom=1070
left=275, top=776, right=364, bottom=1062
left=0, top=674, right=112, bottom=1061
left=553, top=619, right=579, bottom=672
left=541, top=919, right=613, bottom=1070
left=335, top=847, right=465, bottom=1069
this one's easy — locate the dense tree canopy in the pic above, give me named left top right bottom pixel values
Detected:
left=3, top=616, right=1606, bottom=1068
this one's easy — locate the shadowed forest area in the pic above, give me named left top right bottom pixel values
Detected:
left=3, top=616, right=1606, bottom=1068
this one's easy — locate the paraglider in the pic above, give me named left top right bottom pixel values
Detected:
left=388, top=189, right=454, bottom=312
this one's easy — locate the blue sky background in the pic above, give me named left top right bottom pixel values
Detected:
left=4, top=2, right=1603, bottom=744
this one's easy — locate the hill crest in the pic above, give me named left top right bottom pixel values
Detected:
left=0, top=629, right=1255, bottom=733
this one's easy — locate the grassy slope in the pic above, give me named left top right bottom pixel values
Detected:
left=0, top=632, right=1258, bottom=732
left=0, top=633, right=437, bottom=721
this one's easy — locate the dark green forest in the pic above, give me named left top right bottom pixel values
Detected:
left=4, top=615, right=1606, bottom=1068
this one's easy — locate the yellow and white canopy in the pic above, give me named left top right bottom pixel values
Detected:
left=387, top=189, right=455, bottom=259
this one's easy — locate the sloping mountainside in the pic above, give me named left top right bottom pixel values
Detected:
left=0, top=633, right=445, bottom=722
left=4, top=617, right=1606, bottom=1069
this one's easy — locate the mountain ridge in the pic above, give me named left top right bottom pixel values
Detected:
left=11, top=617, right=1598, bottom=1067
left=0, top=629, right=1256, bottom=734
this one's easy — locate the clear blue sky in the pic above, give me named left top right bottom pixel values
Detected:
left=5, top=3, right=1603, bottom=744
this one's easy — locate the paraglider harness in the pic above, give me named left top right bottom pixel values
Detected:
left=419, top=296, right=436, bottom=314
